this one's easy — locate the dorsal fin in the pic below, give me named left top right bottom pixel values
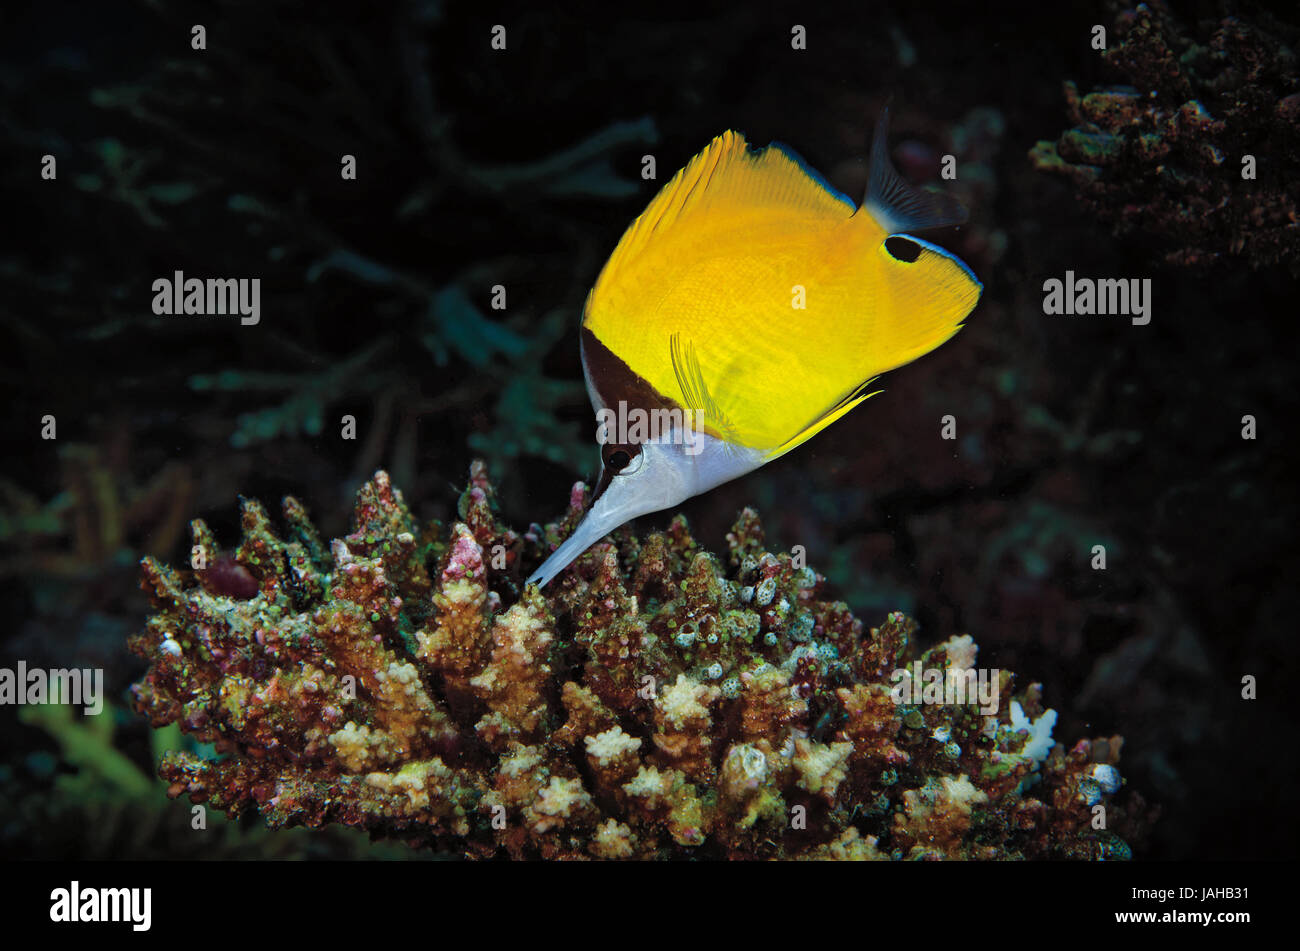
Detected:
left=863, top=107, right=968, bottom=233
left=594, top=131, right=857, bottom=290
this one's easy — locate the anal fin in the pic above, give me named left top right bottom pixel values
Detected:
left=764, top=378, right=882, bottom=461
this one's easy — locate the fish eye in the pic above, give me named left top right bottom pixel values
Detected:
left=884, top=235, right=923, bottom=263
left=601, top=443, right=642, bottom=475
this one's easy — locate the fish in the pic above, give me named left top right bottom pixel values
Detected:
left=527, top=109, right=982, bottom=588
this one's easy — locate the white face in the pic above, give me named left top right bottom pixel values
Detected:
left=526, top=432, right=766, bottom=588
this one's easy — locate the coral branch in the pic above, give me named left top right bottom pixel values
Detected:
left=130, top=464, right=1154, bottom=858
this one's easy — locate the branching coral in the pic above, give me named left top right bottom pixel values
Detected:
left=129, top=463, right=1152, bottom=859
left=1031, top=1, right=1300, bottom=273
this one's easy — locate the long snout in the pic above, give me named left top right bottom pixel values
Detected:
left=525, top=499, right=626, bottom=588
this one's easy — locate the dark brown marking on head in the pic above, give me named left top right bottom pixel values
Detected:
left=581, top=327, right=682, bottom=416
left=580, top=328, right=674, bottom=506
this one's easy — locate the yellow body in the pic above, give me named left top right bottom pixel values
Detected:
left=582, top=131, right=982, bottom=456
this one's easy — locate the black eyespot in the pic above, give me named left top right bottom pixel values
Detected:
left=607, top=449, right=631, bottom=471
left=884, top=236, right=923, bottom=263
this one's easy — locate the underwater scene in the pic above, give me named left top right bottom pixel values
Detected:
left=1, top=0, right=1296, bottom=913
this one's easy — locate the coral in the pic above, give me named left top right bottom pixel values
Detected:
left=1, top=438, right=193, bottom=581
left=129, top=464, right=1153, bottom=859
left=1030, top=1, right=1300, bottom=273
left=4, top=697, right=412, bottom=860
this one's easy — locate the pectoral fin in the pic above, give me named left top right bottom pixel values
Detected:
left=669, top=333, right=741, bottom=445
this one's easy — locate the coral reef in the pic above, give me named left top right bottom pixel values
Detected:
left=3, top=696, right=415, bottom=860
left=128, top=463, right=1152, bottom=859
left=1030, top=1, right=1300, bottom=273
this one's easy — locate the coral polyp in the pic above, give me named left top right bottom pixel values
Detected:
left=129, top=464, right=1151, bottom=859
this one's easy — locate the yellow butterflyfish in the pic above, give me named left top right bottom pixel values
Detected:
left=528, top=110, right=982, bottom=588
